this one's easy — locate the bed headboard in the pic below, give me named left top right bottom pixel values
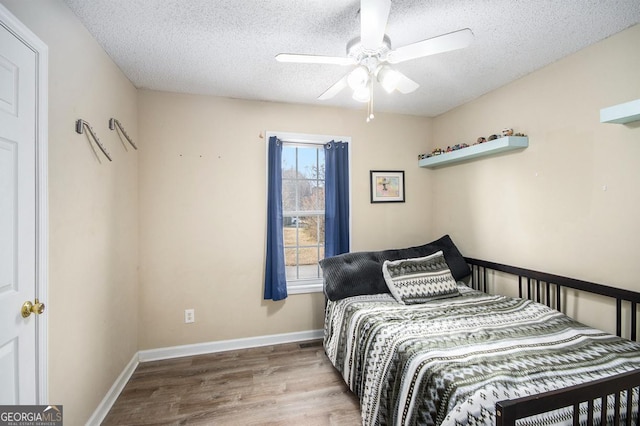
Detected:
left=465, top=257, right=640, bottom=342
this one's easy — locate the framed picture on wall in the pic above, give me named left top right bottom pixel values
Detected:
left=370, top=170, right=405, bottom=203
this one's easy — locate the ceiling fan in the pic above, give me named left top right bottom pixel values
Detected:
left=276, top=0, right=473, bottom=121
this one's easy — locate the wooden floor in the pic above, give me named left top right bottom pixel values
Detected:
left=102, top=340, right=361, bottom=425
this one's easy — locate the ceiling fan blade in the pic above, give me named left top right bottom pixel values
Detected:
left=395, top=72, right=420, bottom=94
left=276, top=53, right=355, bottom=66
left=387, top=28, right=473, bottom=64
left=360, top=0, right=391, bottom=50
left=318, top=75, right=349, bottom=100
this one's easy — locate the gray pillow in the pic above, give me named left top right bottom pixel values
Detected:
left=320, top=235, right=470, bottom=301
left=382, top=251, right=460, bottom=304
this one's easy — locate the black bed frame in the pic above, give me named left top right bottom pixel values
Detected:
left=465, top=258, right=640, bottom=425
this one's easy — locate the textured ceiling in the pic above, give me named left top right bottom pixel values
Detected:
left=63, top=0, right=640, bottom=117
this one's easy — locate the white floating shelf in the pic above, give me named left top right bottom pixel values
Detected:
left=419, top=136, right=529, bottom=169
left=600, top=99, right=640, bottom=124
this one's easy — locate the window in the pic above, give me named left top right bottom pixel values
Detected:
left=282, top=143, right=325, bottom=288
left=264, top=132, right=351, bottom=297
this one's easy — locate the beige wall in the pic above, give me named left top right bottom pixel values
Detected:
left=6, top=0, right=638, bottom=422
left=137, top=90, right=433, bottom=349
left=1, top=1, right=139, bottom=424
left=1, top=1, right=432, bottom=420
left=430, top=24, right=640, bottom=332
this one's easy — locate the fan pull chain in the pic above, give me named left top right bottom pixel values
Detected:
left=366, top=81, right=375, bottom=122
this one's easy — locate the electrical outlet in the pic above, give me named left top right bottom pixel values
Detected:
left=184, top=308, right=195, bottom=324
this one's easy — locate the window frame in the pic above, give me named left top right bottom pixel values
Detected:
left=265, top=131, right=352, bottom=295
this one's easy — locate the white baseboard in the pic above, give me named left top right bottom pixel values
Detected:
left=138, top=329, right=323, bottom=362
left=86, top=352, right=139, bottom=426
left=87, top=329, right=324, bottom=425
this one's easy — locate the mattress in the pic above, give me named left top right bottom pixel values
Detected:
left=324, top=283, right=640, bottom=425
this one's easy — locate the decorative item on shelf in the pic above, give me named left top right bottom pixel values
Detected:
left=451, top=143, right=469, bottom=151
left=417, top=129, right=528, bottom=161
left=421, top=147, right=445, bottom=158
left=419, top=135, right=529, bottom=168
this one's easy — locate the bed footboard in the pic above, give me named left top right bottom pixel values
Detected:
left=464, top=257, right=640, bottom=425
left=496, top=369, right=640, bottom=425
left=465, top=257, right=640, bottom=341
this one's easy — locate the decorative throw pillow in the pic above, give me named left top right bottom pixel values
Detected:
left=320, top=234, right=470, bottom=301
left=382, top=251, right=459, bottom=305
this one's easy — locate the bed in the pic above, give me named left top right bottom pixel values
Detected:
left=320, top=236, right=640, bottom=425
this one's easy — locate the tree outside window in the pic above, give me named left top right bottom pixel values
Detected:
left=282, top=145, right=325, bottom=282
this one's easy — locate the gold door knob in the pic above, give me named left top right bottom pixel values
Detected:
left=21, top=298, right=45, bottom=318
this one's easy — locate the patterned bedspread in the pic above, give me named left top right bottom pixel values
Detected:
left=324, top=284, right=640, bottom=425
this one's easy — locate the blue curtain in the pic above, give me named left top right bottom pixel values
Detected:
left=264, top=136, right=287, bottom=301
left=324, top=141, right=350, bottom=257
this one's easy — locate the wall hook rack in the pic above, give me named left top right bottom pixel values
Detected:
left=75, top=119, right=112, bottom=161
left=109, top=118, right=137, bottom=149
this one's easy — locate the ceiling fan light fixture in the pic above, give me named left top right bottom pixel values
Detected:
left=347, top=65, right=370, bottom=91
left=275, top=0, right=473, bottom=122
left=352, top=85, right=370, bottom=103
left=376, top=65, right=401, bottom=93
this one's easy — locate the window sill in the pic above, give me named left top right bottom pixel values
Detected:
left=287, top=280, right=323, bottom=295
